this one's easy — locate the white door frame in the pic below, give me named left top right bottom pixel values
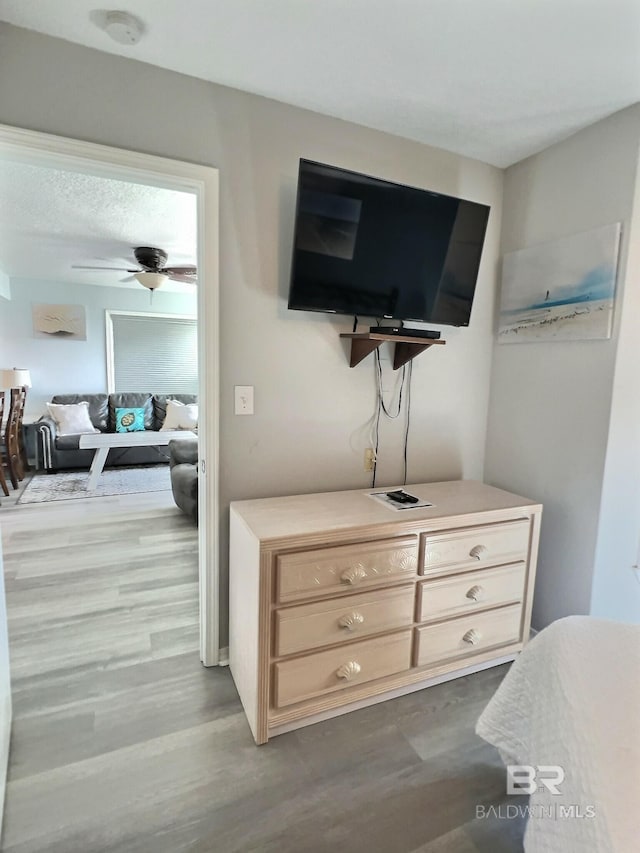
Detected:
left=0, top=124, right=221, bottom=666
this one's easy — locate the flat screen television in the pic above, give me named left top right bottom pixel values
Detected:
left=287, top=159, right=490, bottom=327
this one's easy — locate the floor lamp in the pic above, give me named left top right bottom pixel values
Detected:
left=1, top=368, right=32, bottom=411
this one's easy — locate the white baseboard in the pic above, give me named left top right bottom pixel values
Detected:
left=218, top=646, right=229, bottom=667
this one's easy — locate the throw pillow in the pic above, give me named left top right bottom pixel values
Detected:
left=115, top=407, right=146, bottom=433
left=160, top=399, right=198, bottom=431
left=46, top=401, right=99, bottom=436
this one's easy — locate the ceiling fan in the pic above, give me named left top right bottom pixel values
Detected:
left=73, top=246, right=197, bottom=290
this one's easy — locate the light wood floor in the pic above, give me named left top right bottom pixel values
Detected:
left=1, top=487, right=525, bottom=853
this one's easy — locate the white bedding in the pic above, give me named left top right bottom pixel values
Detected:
left=476, top=615, right=640, bottom=853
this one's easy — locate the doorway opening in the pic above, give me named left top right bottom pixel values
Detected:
left=0, top=124, right=220, bottom=665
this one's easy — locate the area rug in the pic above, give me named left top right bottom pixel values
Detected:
left=18, top=465, right=172, bottom=504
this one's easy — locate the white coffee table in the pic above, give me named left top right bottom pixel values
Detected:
left=79, top=430, right=195, bottom=490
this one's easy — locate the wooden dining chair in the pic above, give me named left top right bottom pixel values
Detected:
left=0, top=391, right=10, bottom=496
left=4, top=386, right=27, bottom=487
left=16, top=386, right=29, bottom=473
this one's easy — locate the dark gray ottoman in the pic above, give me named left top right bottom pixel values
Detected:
left=168, top=438, right=198, bottom=523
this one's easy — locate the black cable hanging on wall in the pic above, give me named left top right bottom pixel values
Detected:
left=371, top=346, right=412, bottom=488
left=403, top=360, right=413, bottom=486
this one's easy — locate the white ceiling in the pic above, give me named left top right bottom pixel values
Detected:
left=0, top=161, right=197, bottom=290
left=1, top=0, right=639, bottom=166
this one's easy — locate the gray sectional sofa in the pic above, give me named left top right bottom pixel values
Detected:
left=37, top=393, right=197, bottom=472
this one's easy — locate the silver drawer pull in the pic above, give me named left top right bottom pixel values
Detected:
left=338, top=611, right=365, bottom=631
left=469, top=544, right=488, bottom=560
left=466, top=584, right=484, bottom=602
left=462, top=629, right=481, bottom=645
left=340, top=565, right=367, bottom=585
left=336, top=660, right=361, bottom=680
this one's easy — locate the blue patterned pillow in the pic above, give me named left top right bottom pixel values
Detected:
left=115, top=407, right=145, bottom=433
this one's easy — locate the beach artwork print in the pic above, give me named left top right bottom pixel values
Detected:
left=498, top=223, right=621, bottom=343
left=33, top=303, right=87, bottom=341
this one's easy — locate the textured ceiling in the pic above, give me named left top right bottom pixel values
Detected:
left=0, top=161, right=197, bottom=290
left=0, top=0, right=639, bottom=166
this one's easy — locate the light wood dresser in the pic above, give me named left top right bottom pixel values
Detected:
left=229, top=480, right=542, bottom=744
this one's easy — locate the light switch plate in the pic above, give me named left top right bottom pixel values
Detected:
left=234, top=385, right=254, bottom=415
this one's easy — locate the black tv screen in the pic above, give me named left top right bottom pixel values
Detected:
left=287, top=160, right=490, bottom=327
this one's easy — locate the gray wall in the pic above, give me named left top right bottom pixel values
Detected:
left=0, top=278, right=196, bottom=417
left=0, top=270, right=9, bottom=301
left=590, top=122, right=640, bottom=623
left=0, top=24, right=503, bottom=645
left=485, top=105, right=640, bottom=629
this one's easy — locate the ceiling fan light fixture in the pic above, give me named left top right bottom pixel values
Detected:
left=134, top=272, right=168, bottom=291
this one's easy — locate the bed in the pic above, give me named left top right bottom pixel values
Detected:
left=476, top=615, right=640, bottom=852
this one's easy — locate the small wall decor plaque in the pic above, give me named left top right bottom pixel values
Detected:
left=32, top=303, right=87, bottom=341
left=498, top=223, right=621, bottom=343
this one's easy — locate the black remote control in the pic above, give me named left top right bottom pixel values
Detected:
left=386, top=490, right=419, bottom=505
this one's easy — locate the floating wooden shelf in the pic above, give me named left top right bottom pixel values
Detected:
left=340, top=332, right=446, bottom=370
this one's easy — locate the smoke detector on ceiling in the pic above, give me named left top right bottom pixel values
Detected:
left=103, top=11, right=144, bottom=45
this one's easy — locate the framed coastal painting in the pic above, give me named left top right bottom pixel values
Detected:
left=32, top=303, right=87, bottom=341
left=498, top=223, right=622, bottom=343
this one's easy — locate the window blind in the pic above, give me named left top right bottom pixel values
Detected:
left=110, top=313, right=198, bottom=395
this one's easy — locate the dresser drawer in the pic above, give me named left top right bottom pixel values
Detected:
left=414, top=604, right=522, bottom=668
left=418, top=563, right=526, bottom=622
left=273, top=630, right=412, bottom=708
left=274, top=584, right=415, bottom=657
left=276, top=536, right=418, bottom=603
left=421, top=520, right=529, bottom=577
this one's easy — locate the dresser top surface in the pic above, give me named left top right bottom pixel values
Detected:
left=230, top=480, right=541, bottom=542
